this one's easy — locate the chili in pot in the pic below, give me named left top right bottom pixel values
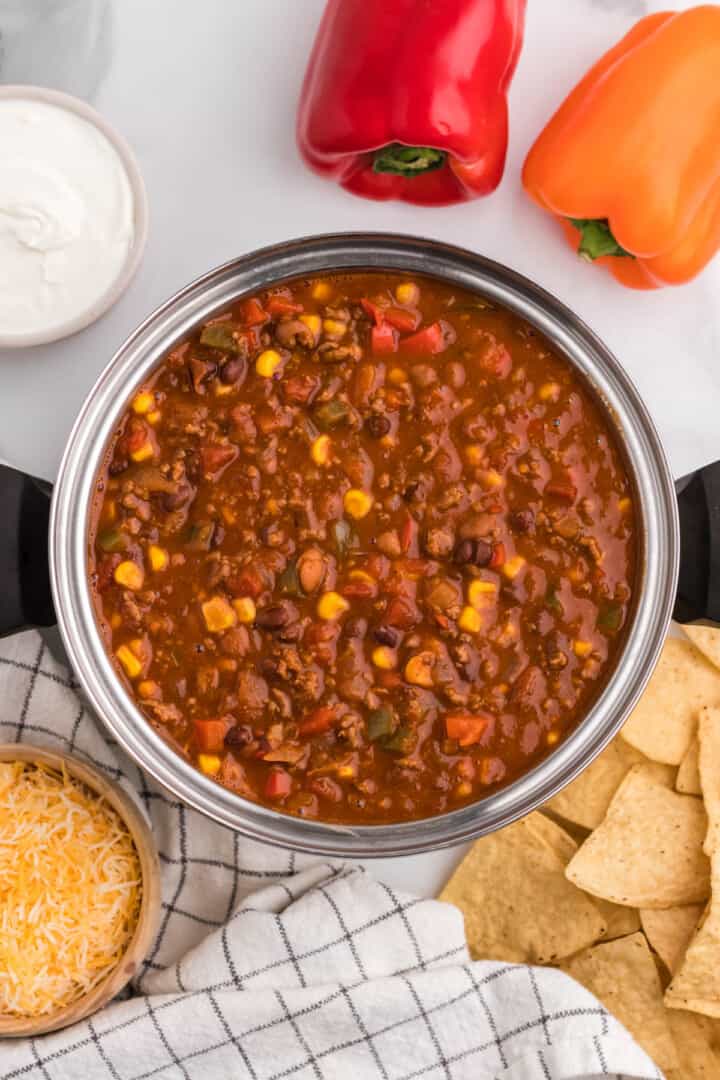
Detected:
left=89, top=271, right=637, bottom=825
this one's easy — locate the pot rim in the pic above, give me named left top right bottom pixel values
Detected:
left=50, top=232, right=679, bottom=857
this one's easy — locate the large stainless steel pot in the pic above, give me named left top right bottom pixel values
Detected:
left=2, top=232, right=712, bottom=857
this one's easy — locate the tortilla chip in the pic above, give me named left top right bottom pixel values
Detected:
left=546, top=734, right=674, bottom=830
left=666, top=1009, right=720, bottom=1080
left=640, top=905, right=703, bottom=974
left=666, top=858, right=720, bottom=1019
left=566, top=765, right=711, bottom=908
left=440, top=812, right=606, bottom=964
left=561, top=933, right=679, bottom=1073
left=620, top=637, right=720, bottom=764
left=698, top=705, right=720, bottom=856
left=685, top=624, right=720, bottom=673
left=677, top=737, right=702, bottom=795
left=531, top=812, right=641, bottom=940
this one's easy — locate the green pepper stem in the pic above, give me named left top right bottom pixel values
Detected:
left=373, top=144, right=447, bottom=177
left=568, top=218, right=633, bottom=260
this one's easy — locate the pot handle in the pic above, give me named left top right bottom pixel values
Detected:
left=0, top=464, right=55, bottom=637
left=674, top=460, right=720, bottom=624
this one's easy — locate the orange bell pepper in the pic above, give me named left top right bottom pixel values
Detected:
left=522, top=7, right=720, bottom=289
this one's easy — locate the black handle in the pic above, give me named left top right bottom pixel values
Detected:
left=674, top=460, right=720, bottom=624
left=0, top=464, right=55, bottom=637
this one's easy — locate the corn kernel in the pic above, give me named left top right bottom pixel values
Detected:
left=323, top=318, right=346, bottom=339
left=539, top=382, right=561, bottom=402
left=404, top=652, right=434, bottom=688
left=132, top=391, right=154, bottom=415
left=388, top=367, right=407, bottom=385
left=317, top=591, right=350, bottom=620
left=138, top=680, right=160, bottom=699
left=618, top=497, right=632, bottom=514
left=214, top=381, right=235, bottom=397
left=372, top=646, right=397, bottom=670
left=221, top=506, right=236, bottom=525
left=233, top=597, right=257, bottom=623
left=218, top=658, right=238, bottom=673
left=116, top=644, right=142, bottom=679
left=336, top=763, right=357, bottom=780
left=147, top=409, right=162, bottom=424
left=349, top=569, right=375, bottom=585
left=546, top=729, right=560, bottom=746
left=344, top=488, right=373, bottom=519
left=148, top=545, right=169, bottom=572
left=201, top=596, right=237, bottom=632
left=480, top=468, right=503, bottom=489
left=465, top=444, right=484, bottom=466
left=573, top=639, right=593, bottom=658
left=459, top=605, right=482, bottom=633
left=114, top=560, right=144, bottom=590
left=312, top=281, right=332, bottom=301
left=110, top=613, right=122, bottom=629
left=468, top=580, right=497, bottom=608
left=198, top=754, right=222, bottom=777
left=454, top=781, right=473, bottom=798
left=502, top=555, right=526, bottom=580
left=130, top=441, right=155, bottom=463
left=395, top=282, right=420, bottom=306
left=256, top=349, right=283, bottom=378
left=311, top=434, right=331, bottom=466
left=300, top=313, right=322, bottom=336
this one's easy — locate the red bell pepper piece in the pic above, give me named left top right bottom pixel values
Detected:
left=265, top=768, right=292, bottom=799
left=445, top=712, right=492, bottom=747
left=240, top=297, right=269, bottom=326
left=384, top=307, right=421, bottom=334
left=398, top=322, right=450, bottom=356
left=371, top=322, right=398, bottom=355
left=266, top=295, right=304, bottom=317
left=194, top=718, right=229, bottom=753
left=298, top=0, right=527, bottom=206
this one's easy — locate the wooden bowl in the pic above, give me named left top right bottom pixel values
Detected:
left=0, top=745, right=161, bottom=1037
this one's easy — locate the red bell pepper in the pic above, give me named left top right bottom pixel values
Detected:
left=297, top=0, right=526, bottom=206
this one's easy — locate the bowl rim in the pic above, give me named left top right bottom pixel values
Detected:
left=0, top=743, right=161, bottom=1037
left=49, top=232, right=679, bottom=857
left=0, top=84, right=149, bottom=349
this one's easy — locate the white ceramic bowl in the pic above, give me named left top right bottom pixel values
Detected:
left=0, top=85, right=149, bottom=348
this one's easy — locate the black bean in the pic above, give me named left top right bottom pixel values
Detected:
left=453, top=538, right=493, bottom=567
left=220, top=356, right=247, bottom=385
left=365, top=413, right=391, bottom=439
left=373, top=625, right=399, bottom=647
left=510, top=509, right=535, bottom=534
left=224, top=724, right=254, bottom=749
left=256, top=603, right=296, bottom=630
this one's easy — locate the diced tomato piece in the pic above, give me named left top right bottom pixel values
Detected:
left=398, top=321, right=452, bottom=356
left=384, top=307, right=421, bottom=334
left=489, top=542, right=506, bottom=569
left=478, top=340, right=512, bottom=379
left=200, top=443, right=239, bottom=478
left=360, top=298, right=385, bottom=325
left=194, top=718, right=229, bottom=752
left=299, top=705, right=340, bottom=736
left=265, top=768, right=292, bottom=799
left=227, top=568, right=264, bottom=598
left=385, top=596, right=420, bottom=629
left=445, top=712, right=492, bottom=747
left=545, top=480, right=578, bottom=504
left=371, top=322, right=398, bottom=355
left=397, top=557, right=434, bottom=578
left=376, top=670, right=403, bottom=690
left=266, top=295, right=303, bottom=317
left=240, top=297, right=268, bottom=326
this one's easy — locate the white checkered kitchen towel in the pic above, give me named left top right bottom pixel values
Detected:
left=0, top=631, right=663, bottom=1080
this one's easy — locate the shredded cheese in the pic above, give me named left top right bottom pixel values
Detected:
left=0, top=761, right=142, bottom=1019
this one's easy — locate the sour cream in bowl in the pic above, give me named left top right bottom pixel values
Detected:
left=0, top=86, right=148, bottom=348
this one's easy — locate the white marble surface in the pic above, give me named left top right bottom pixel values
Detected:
left=1, top=0, right=717, bottom=895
